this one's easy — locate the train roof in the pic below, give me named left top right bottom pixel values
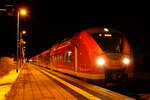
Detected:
left=51, top=27, right=122, bottom=48
left=85, top=27, right=122, bottom=34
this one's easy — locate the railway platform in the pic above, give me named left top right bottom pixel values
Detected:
left=5, top=63, right=136, bottom=100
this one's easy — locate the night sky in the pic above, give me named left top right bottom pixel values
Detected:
left=0, top=1, right=150, bottom=68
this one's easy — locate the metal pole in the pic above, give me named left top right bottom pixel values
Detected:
left=22, top=47, right=25, bottom=65
left=20, top=33, right=22, bottom=68
left=16, top=12, right=19, bottom=73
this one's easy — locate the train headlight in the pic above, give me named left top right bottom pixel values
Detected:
left=97, top=58, right=105, bottom=66
left=123, top=58, right=130, bottom=65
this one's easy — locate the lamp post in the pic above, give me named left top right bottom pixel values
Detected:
left=20, top=30, right=26, bottom=68
left=16, top=8, right=27, bottom=73
left=23, top=46, right=26, bottom=64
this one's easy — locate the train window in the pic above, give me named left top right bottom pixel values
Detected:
left=54, top=55, right=56, bottom=63
left=49, top=56, right=51, bottom=62
left=38, top=56, right=42, bottom=64
left=53, top=55, right=55, bottom=63
left=60, top=53, right=62, bottom=63
left=52, top=56, right=53, bottom=63
left=53, top=56, right=55, bottom=63
left=50, top=56, right=53, bottom=63
left=57, top=54, right=59, bottom=63
left=53, top=56, right=54, bottom=62
left=44, top=56, right=48, bottom=63
left=92, top=33, right=123, bottom=53
left=45, top=53, right=50, bottom=63
left=51, top=56, right=53, bottom=62
left=64, top=52, right=67, bottom=63
left=68, top=51, right=72, bottom=63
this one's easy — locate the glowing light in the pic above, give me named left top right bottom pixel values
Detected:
left=104, top=28, right=109, bottom=32
left=22, top=30, right=26, bottom=34
left=19, top=9, right=27, bottom=15
left=99, top=34, right=102, bottom=37
left=68, top=51, right=72, bottom=56
left=0, top=9, right=7, bottom=11
left=104, top=34, right=112, bottom=37
left=97, top=58, right=105, bottom=66
left=23, top=41, right=26, bottom=44
left=29, top=59, right=32, bottom=62
left=123, top=58, right=130, bottom=65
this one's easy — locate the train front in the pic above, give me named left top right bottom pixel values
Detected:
left=86, top=27, right=134, bottom=84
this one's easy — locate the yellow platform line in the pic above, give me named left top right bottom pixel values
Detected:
left=40, top=69, right=101, bottom=100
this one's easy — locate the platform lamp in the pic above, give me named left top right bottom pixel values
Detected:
left=16, top=8, right=27, bottom=73
left=20, top=30, right=26, bottom=68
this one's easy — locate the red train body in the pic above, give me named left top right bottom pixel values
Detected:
left=32, top=27, right=134, bottom=83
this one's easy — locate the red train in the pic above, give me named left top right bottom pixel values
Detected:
left=32, top=27, right=134, bottom=84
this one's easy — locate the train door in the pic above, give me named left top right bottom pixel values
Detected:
left=75, top=45, right=78, bottom=72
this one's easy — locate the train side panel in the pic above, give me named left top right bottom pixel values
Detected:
left=76, top=31, right=105, bottom=77
left=48, top=40, right=76, bottom=74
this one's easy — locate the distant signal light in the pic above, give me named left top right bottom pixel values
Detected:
left=104, top=34, right=112, bottom=37
left=0, top=9, right=7, bottom=11
left=99, top=34, right=102, bottom=37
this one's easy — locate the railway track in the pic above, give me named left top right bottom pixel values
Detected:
left=104, top=78, right=150, bottom=100
left=36, top=64, right=150, bottom=100
left=33, top=64, right=136, bottom=100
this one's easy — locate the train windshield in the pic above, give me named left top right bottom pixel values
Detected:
left=92, top=33, right=123, bottom=53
